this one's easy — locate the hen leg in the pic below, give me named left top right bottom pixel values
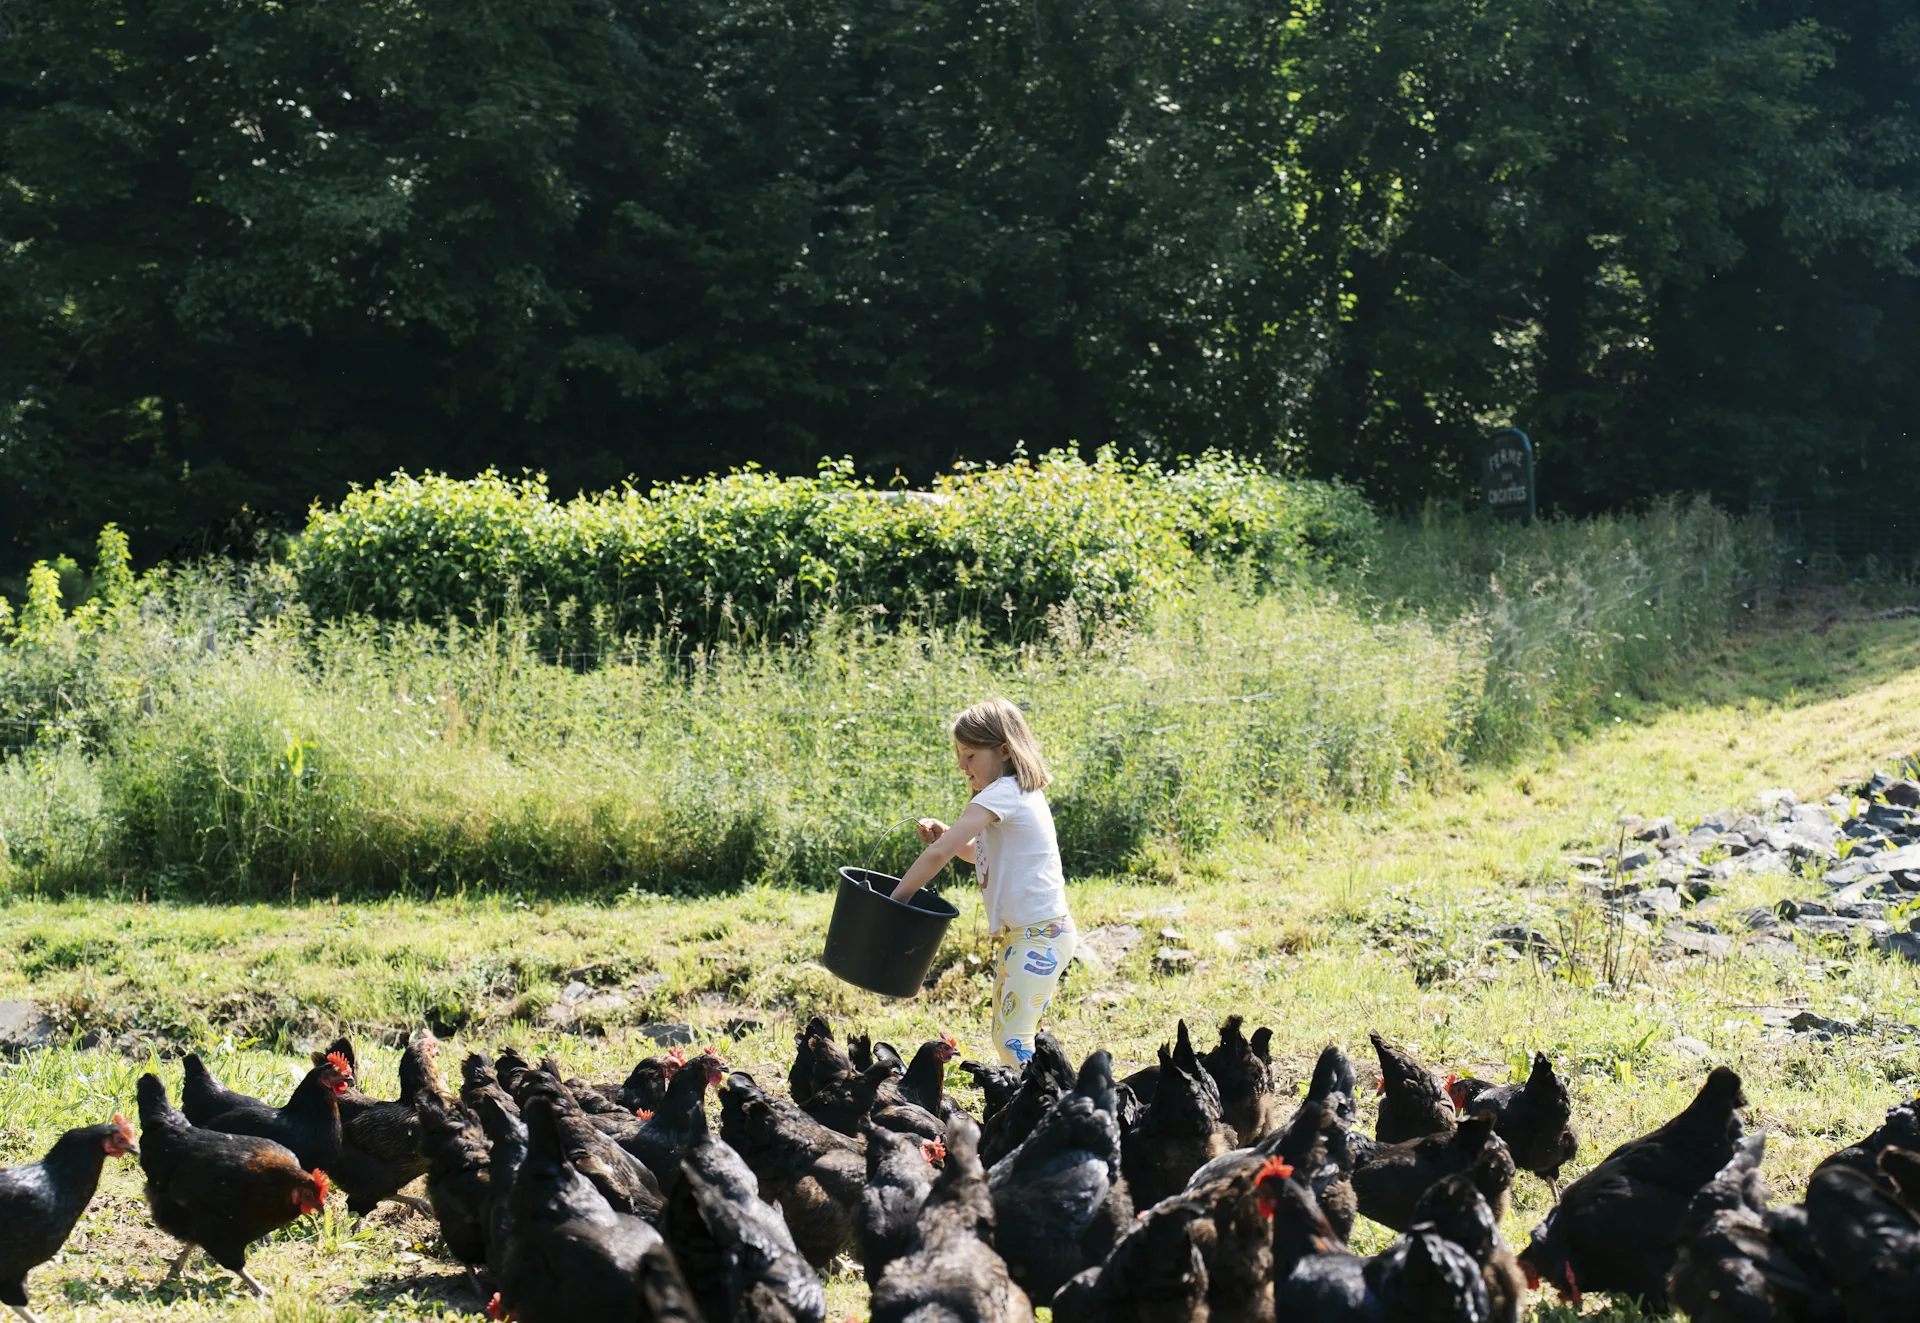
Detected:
left=389, top=1193, right=434, bottom=1217
left=12, top=1304, right=46, bottom=1323
left=236, top=1268, right=271, bottom=1299
left=164, top=1245, right=197, bottom=1280
left=466, top=1266, right=487, bottom=1300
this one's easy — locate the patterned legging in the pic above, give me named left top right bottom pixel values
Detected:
left=991, top=916, right=1078, bottom=1066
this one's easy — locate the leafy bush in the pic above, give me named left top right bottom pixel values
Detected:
left=0, top=499, right=1773, bottom=898
left=292, top=453, right=1377, bottom=647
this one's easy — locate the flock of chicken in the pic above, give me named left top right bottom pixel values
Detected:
left=2, top=1013, right=1918, bottom=1321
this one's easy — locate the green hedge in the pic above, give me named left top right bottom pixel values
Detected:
left=292, top=452, right=1379, bottom=647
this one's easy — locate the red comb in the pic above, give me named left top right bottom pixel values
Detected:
left=940, top=1031, right=958, bottom=1049
left=1256, top=1156, right=1294, bottom=1184
left=1446, top=1072, right=1459, bottom=1085
left=325, top=1051, right=354, bottom=1080
left=665, top=1046, right=688, bottom=1067
left=112, top=1114, right=134, bottom=1145
left=487, top=1292, right=506, bottom=1321
left=311, top=1169, right=331, bottom=1205
left=921, top=1139, right=947, bottom=1164
left=635, top=1109, right=655, bottom=1122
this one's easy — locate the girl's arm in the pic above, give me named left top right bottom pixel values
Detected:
left=890, top=802, right=995, bottom=904
left=918, top=816, right=977, bottom=865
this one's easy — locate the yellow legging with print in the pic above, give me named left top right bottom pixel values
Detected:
left=991, top=917, right=1078, bottom=1066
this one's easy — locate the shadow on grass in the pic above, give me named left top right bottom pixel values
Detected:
left=1632, top=593, right=1920, bottom=715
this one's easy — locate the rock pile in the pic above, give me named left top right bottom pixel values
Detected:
left=1573, top=765, right=1920, bottom=966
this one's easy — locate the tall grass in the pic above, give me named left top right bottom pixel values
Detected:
left=0, top=500, right=1774, bottom=898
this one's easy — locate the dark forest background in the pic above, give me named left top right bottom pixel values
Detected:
left=3, top=0, right=1917, bottom=571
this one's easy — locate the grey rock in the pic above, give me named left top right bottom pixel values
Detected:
left=1673, top=1035, right=1713, bottom=1059
left=1619, top=850, right=1654, bottom=873
left=1732, top=815, right=1769, bottom=844
left=1153, top=947, right=1197, bottom=974
left=1490, top=924, right=1557, bottom=955
left=1567, top=855, right=1609, bottom=872
left=1685, top=828, right=1723, bottom=854
left=1836, top=900, right=1888, bottom=921
left=1873, top=931, right=1920, bottom=965
left=1734, top=906, right=1780, bottom=932
left=1074, top=924, right=1143, bottom=971
left=560, top=981, right=592, bottom=1005
left=1716, top=833, right=1753, bottom=857
left=1787, top=838, right=1838, bottom=865
left=1787, top=803, right=1841, bottom=845
left=1885, top=780, right=1920, bottom=808
left=1795, top=915, right=1864, bottom=938
left=1824, top=858, right=1879, bottom=888
left=1788, top=1010, right=1858, bottom=1038
left=1873, top=842, right=1920, bottom=872
left=1633, top=887, right=1683, bottom=916
left=0, top=1000, right=56, bottom=1054
left=639, top=1022, right=697, bottom=1047
left=1740, top=849, right=1790, bottom=876
left=1830, top=878, right=1891, bottom=906
left=1866, top=803, right=1919, bottom=833
left=1754, top=788, right=1799, bottom=815
left=1696, top=810, right=1739, bottom=833
left=1663, top=930, right=1733, bottom=959
left=1633, top=816, right=1681, bottom=843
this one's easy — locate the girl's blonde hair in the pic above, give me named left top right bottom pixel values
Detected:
left=951, top=698, right=1051, bottom=792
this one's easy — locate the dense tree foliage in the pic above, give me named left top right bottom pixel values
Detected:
left=2, top=0, right=1916, bottom=569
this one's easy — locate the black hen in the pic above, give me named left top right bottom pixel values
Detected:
left=1349, top=1110, right=1515, bottom=1233
left=460, top=1051, right=519, bottom=1119
left=0, top=1117, right=138, bottom=1320
left=1669, top=1132, right=1838, bottom=1323
left=513, top=1070, right=663, bottom=1221
left=1370, top=1031, right=1454, bottom=1143
left=1816, top=1092, right=1919, bottom=1183
left=788, top=1016, right=850, bottom=1106
left=620, top=1051, right=725, bottom=1199
left=474, top=1093, right=529, bottom=1274
left=1519, top=1064, right=1747, bottom=1312
left=988, top=1049, right=1132, bottom=1303
left=492, top=1096, right=701, bottom=1323
left=1203, top=1015, right=1281, bottom=1143
left=978, top=1033, right=1076, bottom=1167
left=1051, top=1192, right=1209, bottom=1323
left=802, top=1058, right=903, bottom=1137
left=717, top=1072, right=865, bottom=1270
left=869, top=1114, right=1033, bottom=1323
left=415, top=1089, right=492, bottom=1285
left=1121, top=1021, right=1236, bottom=1208
left=1448, top=1052, right=1579, bottom=1194
left=1182, top=1045, right=1360, bottom=1239
left=1412, top=1163, right=1526, bottom=1323
left=136, top=1075, right=327, bottom=1300
left=663, top=1133, right=826, bottom=1323
left=897, top=1033, right=962, bottom=1117
left=180, top=1054, right=260, bottom=1127
left=959, top=1060, right=1024, bottom=1125
left=858, top=1124, right=942, bottom=1284
left=1804, top=1149, right=1920, bottom=1321
left=614, top=1049, right=687, bottom=1114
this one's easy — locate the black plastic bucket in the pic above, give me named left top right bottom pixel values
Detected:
left=821, top=867, right=960, bottom=998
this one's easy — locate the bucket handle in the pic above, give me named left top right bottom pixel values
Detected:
left=861, top=816, right=956, bottom=894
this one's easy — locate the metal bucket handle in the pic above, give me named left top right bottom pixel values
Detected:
left=861, top=816, right=955, bottom=895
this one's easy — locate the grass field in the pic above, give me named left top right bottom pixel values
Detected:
left=1, top=589, right=1918, bottom=1320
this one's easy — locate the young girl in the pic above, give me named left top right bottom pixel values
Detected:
left=890, top=698, right=1076, bottom=1066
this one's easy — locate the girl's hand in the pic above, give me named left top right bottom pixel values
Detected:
left=916, top=818, right=949, bottom=845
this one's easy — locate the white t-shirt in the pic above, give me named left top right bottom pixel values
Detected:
left=970, top=775, right=1070, bottom=933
